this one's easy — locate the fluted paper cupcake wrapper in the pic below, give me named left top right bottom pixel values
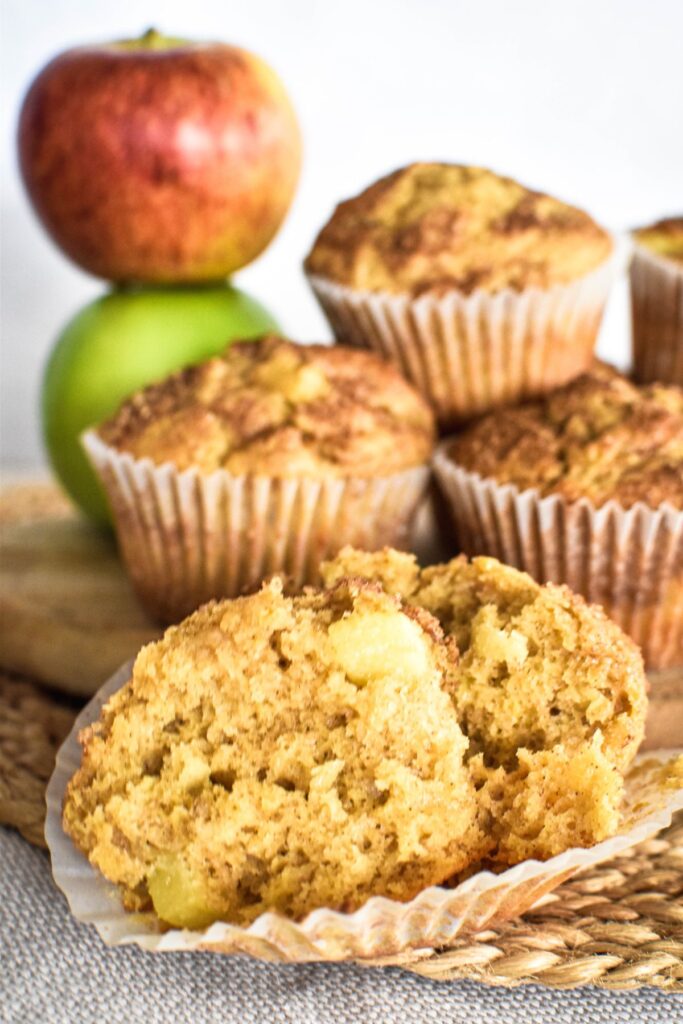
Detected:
left=433, top=446, right=683, bottom=669
left=82, top=431, right=430, bottom=624
left=630, top=242, right=683, bottom=386
left=306, top=238, right=627, bottom=427
left=44, top=661, right=683, bottom=962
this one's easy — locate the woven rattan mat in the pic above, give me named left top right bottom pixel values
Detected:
left=1, top=482, right=682, bottom=991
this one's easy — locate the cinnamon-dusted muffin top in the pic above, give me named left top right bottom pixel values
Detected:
left=634, top=216, right=683, bottom=264
left=97, top=336, right=435, bottom=476
left=447, top=363, right=683, bottom=509
left=305, top=163, right=613, bottom=297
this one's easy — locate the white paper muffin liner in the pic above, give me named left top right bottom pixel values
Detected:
left=45, top=660, right=683, bottom=962
left=306, top=236, right=628, bottom=427
left=630, top=241, right=683, bottom=386
left=82, top=431, right=430, bottom=623
left=433, top=445, right=683, bottom=669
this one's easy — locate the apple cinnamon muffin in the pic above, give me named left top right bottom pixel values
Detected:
left=634, top=217, right=683, bottom=264
left=322, top=548, right=648, bottom=863
left=305, top=163, right=618, bottom=425
left=631, top=216, right=683, bottom=386
left=83, top=336, right=435, bottom=621
left=434, top=364, right=683, bottom=667
left=63, top=576, right=484, bottom=928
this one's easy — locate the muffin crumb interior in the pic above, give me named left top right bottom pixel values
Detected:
left=64, top=549, right=648, bottom=928
left=63, top=575, right=482, bottom=927
left=323, top=548, right=647, bottom=865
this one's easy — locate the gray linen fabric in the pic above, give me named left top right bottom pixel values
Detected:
left=2, top=829, right=681, bottom=1024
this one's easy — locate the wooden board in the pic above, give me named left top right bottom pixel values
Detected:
left=0, top=514, right=159, bottom=696
left=643, top=665, right=683, bottom=751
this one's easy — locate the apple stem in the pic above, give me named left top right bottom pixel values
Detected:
left=140, top=28, right=167, bottom=49
left=111, top=28, right=190, bottom=52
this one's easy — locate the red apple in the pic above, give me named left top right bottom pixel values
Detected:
left=18, top=29, right=301, bottom=283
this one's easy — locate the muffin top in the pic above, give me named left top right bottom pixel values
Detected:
left=634, top=216, right=683, bottom=264
left=305, top=163, right=612, bottom=296
left=97, top=336, right=435, bottom=476
left=63, top=575, right=483, bottom=928
left=447, top=364, right=683, bottom=509
left=322, top=547, right=647, bottom=863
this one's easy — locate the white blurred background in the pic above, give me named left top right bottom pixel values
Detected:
left=2, top=0, right=682, bottom=469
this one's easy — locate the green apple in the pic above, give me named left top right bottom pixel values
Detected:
left=43, top=284, right=278, bottom=523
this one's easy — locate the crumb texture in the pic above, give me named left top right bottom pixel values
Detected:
left=63, top=577, right=482, bottom=927
left=448, top=363, right=683, bottom=509
left=323, top=548, right=648, bottom=864
left=98, top=336, right=435, bottom=476
left=305, top=163, right=612, bottom=296
left=635, top=216, right=683, bottom=263
left=65, top=550, right=648, bottom=929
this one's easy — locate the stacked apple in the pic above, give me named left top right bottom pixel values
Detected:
left=18, top=29, right=301, bottom=520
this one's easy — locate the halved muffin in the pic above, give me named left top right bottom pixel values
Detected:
left=322, top=547, right=648, bottom=863
left=63, top=576, right=483, bottom=927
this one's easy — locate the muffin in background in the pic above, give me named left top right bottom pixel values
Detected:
left=305, top=163, right=622, bottom=426
left=322, top=547, right=648, bottom=864
left=433, top=363, right=683, bottom=668
left=631, top=216, right=683, bottom=386
left=63, top=575, right=484, bottom=927
left=83, top=336, right=435, bottom=622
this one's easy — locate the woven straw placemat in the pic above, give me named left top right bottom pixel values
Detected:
left=1, top=482, right=682, bottom=992
left=0, top=672, right=75, bottom=846
left=2, top=668, right=682, bottom=991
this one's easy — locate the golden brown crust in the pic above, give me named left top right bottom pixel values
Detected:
left=634, top=216, right=683, bottom=264
left=63, top=576, right=483, bottom=926
left=98, top=336, right=435, bottom=476
left=448, top=363, right=683, bottom=509
left=305, top=163, right=612, bottom=297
